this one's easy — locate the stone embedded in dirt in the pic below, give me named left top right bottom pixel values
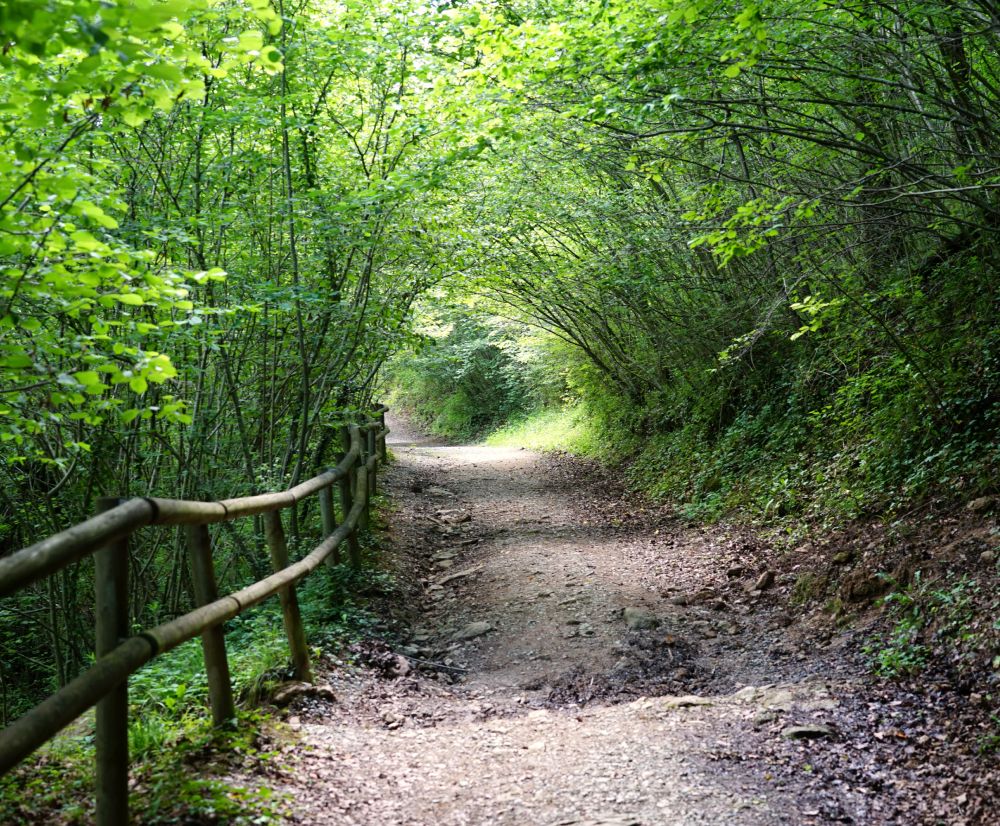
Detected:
left=981, top=550, right=996, bottom=565
left=691, top=587, right=719, bottom=602
left=781, top=723, right=835, bottom=740
left=623, top=607, right=659, bottom=630
left=693, top=622, right=717, bottom=639
left=664, top=594, right=688, bottom=606
left=841, top=570, right=891, bottom=603
left=754, top=710, right=780, bottom=727
left=380, top=709, right=405, bottom=729
left=437, top=565, right=484, bottom=586
left=832, top=550, right=855, bottom=564
left=425, top=485, right=455, bottom=498
left=770, top=612, right=793, bottom=629
left=271, top=681, right=337, bottom=707
left=659, top=694, right=714, bottom=709
left=967, top=495, right=996, bottom=512
left=436, top=509, right=472, bottom=524
left=732, top=685, right=796, bottom=710
left=452, top=621, right=493, bottom=641
left=754, top=570, right=777, bottom=590
left=390, top=655, right=412, bottom=678
left=726, top=564, right=746, bottom=578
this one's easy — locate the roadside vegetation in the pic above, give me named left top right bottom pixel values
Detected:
left=1, top=0, right=999, bottom=820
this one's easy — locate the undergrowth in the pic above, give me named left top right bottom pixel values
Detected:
left=485, top=404, right=602, bottom=456
left=0, top=518, right=395, bottom=825
left=864, top=570, right=999, bottom=683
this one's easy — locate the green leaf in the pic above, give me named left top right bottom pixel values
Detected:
left=70, top=230, right=103, bottom=252
left=79, top=201, right=119, bottom=229
left=1, top=354, right=33, bottom=368
left=237, top=30, right=264, bottom=52
left=73, top=371, right=101, bottom=386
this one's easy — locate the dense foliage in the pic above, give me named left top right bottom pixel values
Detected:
left=394, top=0, right=999, bottom=522
left=0, top=0, right=492, bottom=726
left=2, top=0, right=999, bottom=807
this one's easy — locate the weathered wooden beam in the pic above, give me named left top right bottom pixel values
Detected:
left=318, top=483, right=340, bottom=567
left=0, top=498, right=153, bottom=598
left=340, top=425, right=362, bottom=565
left=0, top=409, right=378, bottom=780
left=367, top=426, right=378, bottom=497
left=377, top=410, right=388, bottom=460
left=94, top=498, right=130, bottom=826
left=0, top=635, right=154, bottom=776
left=185, top=524, right=236, bottom=726
left=263, top=511, right=313, bottom=683
left=0, top=489, right=367, bottom=775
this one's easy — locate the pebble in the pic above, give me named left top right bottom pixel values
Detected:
left=623, top=607, right=659, bottom=630
left=452, top=621, right=493, bottom=641
left=781, top=724, right=835, bottom=739
left=754, top=570, right=776, bottom=591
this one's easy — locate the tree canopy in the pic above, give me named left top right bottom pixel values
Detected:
left=1, top=0, right=997, bottom=758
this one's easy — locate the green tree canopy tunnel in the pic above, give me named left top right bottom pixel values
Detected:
left=0, top=0, right=997, bottom=763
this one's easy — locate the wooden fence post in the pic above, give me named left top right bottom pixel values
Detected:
left=185, top=524, right=236, bottom=725
left=94, top=497, right=129, bottom=826
left=354, top=463, right=368, bottom=569
left=263, top=511, right=313, bottom=682
left=317, top=481, right=340, bottom=566
left=340, top=425, right=362, bottom=566
left=377, top=410, right=387, bottom=460
left=367, top=425, right=378, bottom=497
left=359, top=435, right=371, bottom=532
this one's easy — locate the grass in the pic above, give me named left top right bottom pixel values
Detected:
left=0, top=515, right=397, bottom=825
left=485, top=403, right=601, bottom=455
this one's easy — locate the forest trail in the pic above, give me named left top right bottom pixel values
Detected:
left=236, top=416, right=880, bottom=826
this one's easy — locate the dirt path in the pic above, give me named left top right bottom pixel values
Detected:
left=229, top=416, right=996, bottom=825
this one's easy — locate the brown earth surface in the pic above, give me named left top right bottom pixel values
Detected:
left=227, top=415, right=999, bottom=826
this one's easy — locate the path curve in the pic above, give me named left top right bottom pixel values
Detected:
left=249, top=418, right=851, bottom=825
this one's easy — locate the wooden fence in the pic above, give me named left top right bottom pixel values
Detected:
left=0, top=408, right=389, bottom=825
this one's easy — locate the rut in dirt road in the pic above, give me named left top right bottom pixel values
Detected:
left=245, top=416, right=883, bottom=826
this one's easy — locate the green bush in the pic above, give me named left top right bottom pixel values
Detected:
left=388, top=316, right=546, bottom=439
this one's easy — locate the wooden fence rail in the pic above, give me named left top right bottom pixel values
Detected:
left=0, top=407, right=390, bottom=825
